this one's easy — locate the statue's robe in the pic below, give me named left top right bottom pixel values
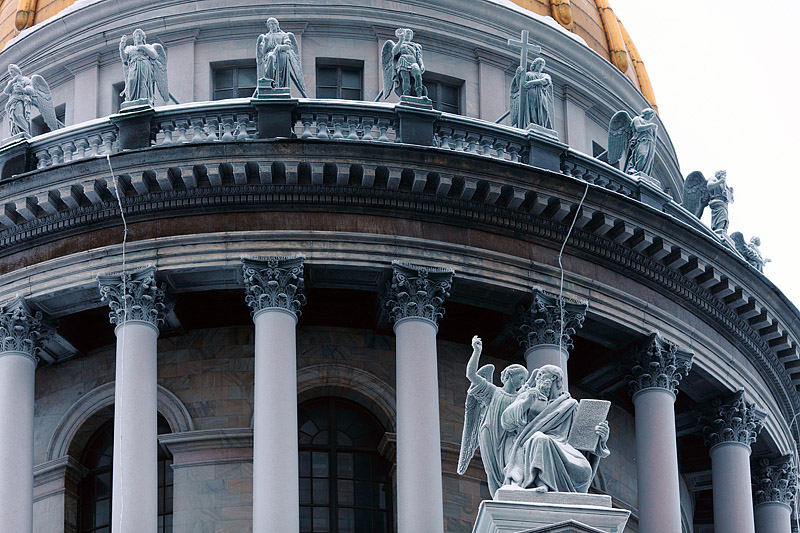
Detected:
left=501, top=393, right=607, bottom=493
left=626, top=116, right=657, bottom=176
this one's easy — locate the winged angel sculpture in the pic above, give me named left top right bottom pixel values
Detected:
left=607, top=108, right=658, bottom=177
left=682, top=170, right=734, bottom=234
left=256, top=18, right=307, bottom=97
left=4, top=64, right=59, bottom=137
left=380, top=28, right=426, bottom=100
left=731, top=233, right=770, bottom=272
left=458, top=336, right=609, bottom=497
left=119, top=29, right=168, bottom=105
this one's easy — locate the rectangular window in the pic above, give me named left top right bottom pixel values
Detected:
left=422, top=75, right=462, bottom=115
left=316, top=61, right=363, bottom=100
left=212, top=64, right=258, bottom=100
left=31, top=104, right=66, bottom=136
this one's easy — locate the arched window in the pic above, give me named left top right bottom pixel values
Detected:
left=77, top=416, right=173, bottom=532
left=298, top=397, right=392, bottom=533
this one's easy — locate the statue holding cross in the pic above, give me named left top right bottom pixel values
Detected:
left=508, top=30, right=555, bottom=131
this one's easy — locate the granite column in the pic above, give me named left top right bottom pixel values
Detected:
left=753, top=456, right=797, bottom=533
left=99, top=266, right=170, bottom=533
left=384, top=261, right=453, bottom=533
left=242, top=256, right=306, bottom=533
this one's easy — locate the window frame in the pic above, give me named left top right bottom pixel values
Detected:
left=422, top=73, right=463, bottom=115
left=315, top=59, right=364, bottom=101
left=210, top=60, right=259, bottom=101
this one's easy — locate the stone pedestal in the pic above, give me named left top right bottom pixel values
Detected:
left=472, top=488, right=630, bottom=533
left=0, top=133, right=32, bottom=179
left=111, top=100, right=155, bottom=150
left=252, top=79, right=297, bottom=139
left=396, top=98, right=440, bottom=146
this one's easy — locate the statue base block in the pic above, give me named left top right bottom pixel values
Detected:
left=398, top=95, right=433, bottom=109
left=472, top=488, right=630, bottom=533
left=526, top=122, right=558, bottom=140
left=254, top=78, right=292, bottom=99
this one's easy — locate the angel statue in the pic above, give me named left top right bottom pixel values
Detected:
left=510, top=57, right=554, bottom=130
left=731, top=233, right=771, bottom=272
left=256, top=18, right=307, bottom=97
left=3, top=64, right=59, bottom=137
left=119, top=29, right=168, bottom=105
left=607, top=107, right=658, bottom=177
left=458, top=335, right=529, bottom=497
left=682, top=170, right=734, bottom=234
left=380, top=28, right=426, bottom=100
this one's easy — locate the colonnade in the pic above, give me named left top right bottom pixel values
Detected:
left=0, top=261, right=796, bottom=533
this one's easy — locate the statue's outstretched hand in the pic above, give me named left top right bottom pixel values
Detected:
left=595, top=420, right=610, bottom=445
left=471, top=335, right=482, bottom=354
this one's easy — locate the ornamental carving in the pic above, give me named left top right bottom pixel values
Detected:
left=0, top=297, right=46, bottom=360
left=753, top=455, right=798, bottom=506
left=242, top=255, right=306, bottom=316
left=384, top=261, right=453, bottom=324
left=697, top=390, right=764, bottom=448
left=98, top=266, right=170, bottom=326
left=515, top=288, right=587, bottom=351
left=626, top=332, right=693, bottom=396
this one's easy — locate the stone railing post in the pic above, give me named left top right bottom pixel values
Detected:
left=98, top=266, right=170, bottom=533
left=251, top=81, right=298, bottom=139
left=753, top=455, right=797, bottom=533
left=0, top=297, right=47, bottom=532
left=395, top=98, right=440, bottom=146
left=110, top=102, right=156, bottom=150
left=626, top=332, right=693, bottom=533
left=515, top=287, right=587, bottom=388
left=383, top=261, right=453, bottom=533
left=698, top=390, right=765, bottom=533
left=242, top=255, right=306, bottom=533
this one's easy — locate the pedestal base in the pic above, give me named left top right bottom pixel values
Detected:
left=472, top=488, right=629, bottom=533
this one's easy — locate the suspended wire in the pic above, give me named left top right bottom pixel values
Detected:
left=557, top=181, right=590, bottom=354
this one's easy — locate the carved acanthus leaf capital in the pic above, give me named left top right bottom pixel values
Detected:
left=98, top=266, right=171, bottom=327
left=242, top=255, right=306, bottom=316
left=0, top=297, right=48, bottom=360
left=697, top=390, right=765, bottom=448
left=515, top=287, right=588, bottom=351
left=626, top=332, right=693, bottom=396
left=384, top=261, right=454, bottom=324
left=753, top=455, right=798, bottom=506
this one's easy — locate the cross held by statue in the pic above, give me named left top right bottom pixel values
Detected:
left=508, top=30, right=541, bottom=72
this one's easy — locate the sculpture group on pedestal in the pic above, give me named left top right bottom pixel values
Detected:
left=380, top=28, right=426, bottom=100
left=458, top=335, right=610, bottom=498
left=119, top=29, right=168, bottom=106
left=3, top=64, right=58, bottom=137
left=607, top=107, right=658, bottom=178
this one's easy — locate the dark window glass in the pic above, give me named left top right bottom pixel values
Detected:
left=212, top=66, right=258, bottom=100
left=316, top=65, right=363, bottom=100
left=298, top=398, right=392, bottom=533
left=423, top=77, right=462, bottom=114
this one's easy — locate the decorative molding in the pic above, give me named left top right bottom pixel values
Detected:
left=384, top=260, right=453, bottom=325
left=97, top=265, right=170, bottom=327
left=697, top=390, right=765, bottom=448
left=515, top=287, right=587, bottom=351
left=626, top=332, right=693, bottom=396
left=241, top=255, right=306, bottom=317
left=0, top=296, right=48, bottom=361
left=753, top=455, right=798, bottom=506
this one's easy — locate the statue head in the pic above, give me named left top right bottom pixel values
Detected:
left=266, top=18, right=280, bottom=32
left=500, top=364, right=528, bottom=390
left=714, top=169, right=727, bottom=180
left=750, top=236, right=761, bottom=247
left=7, top=64, right=21, bottom=78
left=532, top=57, right=545, bottom=72
left=132, top=28, right=146, bottom=45
left=395, top=28, right=413, bottom=40
left=533, top=365, right=564, bottom=400
left=641, top=108, right=656, bottom=120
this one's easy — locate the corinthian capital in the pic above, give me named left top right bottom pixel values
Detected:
left=98, top=266, right=171, bottom=327
left=626, top=332, right=693, bottom=396
left=753, top=455, right=798, bottom=506
left=242, top=255, right=306, bottom=316
left=0, top=297, right=47, bottom=361
left=384, top=261, right=454, bottom=325
left=515, top=288, right=587, bottom=351
left=697, top=390, right=764, bottom=448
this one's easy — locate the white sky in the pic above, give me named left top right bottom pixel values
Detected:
left=608, top=0, right=800, bottom=308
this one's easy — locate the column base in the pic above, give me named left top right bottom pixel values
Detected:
left=472, top=488, right=629, bottom=533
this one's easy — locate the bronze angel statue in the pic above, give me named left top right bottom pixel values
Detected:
left=682, top=170, right=734, bottom=234
left=731, top=232, right=770, bottom=272
left=607, top=108, right=658, bottom=177
left=510, top=57, right=554, bottom=130
left=256, top=18, right=307, bottom=97
left=3, top=64, right=59, bottom=137
left=380, top=28, right=426, bottom=99
left=119, top=29, right=168, bottom=105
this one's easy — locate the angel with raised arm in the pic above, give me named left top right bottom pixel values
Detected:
left=380, top=28, right=426, bottom=99
left=731, top=233, right=770, bottom=272
left=457, top=335, right=529, bottom=497
left=607, top=107, right=658, bottom=177
left=4, top=64, right=59, bottom=137
left=256, top=18, right=307, bottom=97
left=682, top=169, right=734, bottom=234
left=119, top=29, right=168, bottom=105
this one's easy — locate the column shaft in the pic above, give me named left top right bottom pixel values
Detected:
left=710, top=442, right=756, bottom=533
left=524, top=344, right=569, bottom=385
left=0, top=352, right=35, bottom=532
left=633, top=388, right=681, bottom=533
left=755, top=502, right=792, bottom=533
left=395, top=317, right=444, bottom=533
left=112, top=321, right=159, bottom=533
left=252, top=309, right=300, bottom=532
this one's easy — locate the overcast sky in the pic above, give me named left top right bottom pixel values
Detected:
left=608, top=1, right=800, bottom=308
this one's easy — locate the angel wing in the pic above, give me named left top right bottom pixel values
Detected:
left=286, top=33, right=307, bottom=97
left=380, top=39, right=397, bottom=100
left=607, top=110, right=632, bottom=165
left=682, top=171, right=710, bottom=218
left=152, top=43, right=169, bottom=103
left=30, top=74, right=59, bottom=131
left=457, top=364, right=495, bottom=475
left=256, top=35, right=266, bottom=81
